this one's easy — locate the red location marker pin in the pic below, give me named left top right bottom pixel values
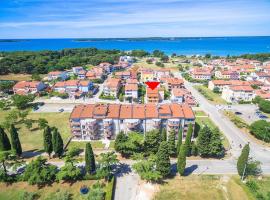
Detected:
left=145, top=81, right=160, bottom=90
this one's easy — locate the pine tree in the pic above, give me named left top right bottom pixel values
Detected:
left=0, top=126, right=11, bottom=151
left=144, top=130, right=160, bottom=155
left=160, top=128, right=167, bottom=142
left=185, top=124, right=193, bottom=156
left=197, top=126, right=212, bottom=157
left=209, top=128, right=224, bottom=158
left=176, top=127, right=182, bottom=155
left=237, top=144, right=250, bottom=177
left=52, top=128, right=63, bottom=157
left=85, top=143, right=96, bottom=174
left=168, top=130, right=176, bottom=156
left=156, top=141, right=171, bottom=177
left=114, top=131, right=128, bottom=153
left=43, top=126, right=53, bottom=157
left=10, top=124, right=22, bottom=156
left=177, top=144, right=186, bottom=176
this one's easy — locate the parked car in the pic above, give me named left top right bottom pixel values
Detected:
left=259, top=114, right=268, bottom=119
left=59, top=108, right=64, bottom=112
left=235, top=111, right=242, bottom=115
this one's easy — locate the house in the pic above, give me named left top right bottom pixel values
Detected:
left=72, top=66, right=84, bottom=74
left=103, top=78, right=121, bottom=97
left=255, top=90, right=270, bottom=100
left=165, top=78, right=184, bottom=91
left=13, top=81, right=46, bottom=95
left=190, top=68, right=212, bottom=80
left=140, top=69, right=155, bottom=82
left=99, top=62, right=113, bottom=73
left=146, top=87, right=164, bottom=103
left=47, top=71, right=68, bottom=81
left=208, top=80, right=231, bottom=91
left=69, top=103, right=195, bottom=140
left=53, top=80, right=93, bottom=96
left=222, top=85, right=255, bottom=103
left=115, top=71, right=131, bottom=80
left=171, top=88, right=185, bottom=103
left=77, top=70, right=86, bottom=79
left=155, top=69, right=171, bottom=79
left=125, top=83, right=138, bottom=101
left=215, top=70, right=239, bottom=80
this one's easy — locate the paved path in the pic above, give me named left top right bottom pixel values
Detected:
left=184, top=81, right=270, bottom=166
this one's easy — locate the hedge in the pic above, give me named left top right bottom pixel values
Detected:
left=105, top=176, right=116, bottom=200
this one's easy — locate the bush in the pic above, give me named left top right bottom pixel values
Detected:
left=45, top=190, right=72, bottom=200
left=246, top=180, right=259, bottom=193
left=20, top=191, right=39, bottom=200
left=250, top=120, right=270, bottom=142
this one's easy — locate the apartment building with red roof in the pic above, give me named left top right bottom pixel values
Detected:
left=13, top=81, right=46, bottom=95
left=70, top=103, right=195, bottom=140
left=47, top=71, right=69, bottom=81
left=103, top=78, right=121, bottom=97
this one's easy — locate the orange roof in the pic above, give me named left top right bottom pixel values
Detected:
left=80, top=104, right=94, bottom=118
left=125, top=84, right=138, bottom=91
left=105, top=78, right=121, bottom=89
left=145, top=104, right=158, bottom=118
left=158, top=104, right=171, bottom=115
left=167, top=78, right=184, bottom=85
left=147, top=87, right=159, bottom=98
left=65, top=80, right=79, bottom=86
left=13, top=81, right=41, bottom=89
left=172, top=88, right=185, bottom=97
left=211, top=80, right=231, bottom=85
left=132, top=105, right=146, bottom=119
left=70, top=105, right=84, bottom=119
left=79, top=80, right=90, bottom=86
left=126, top=79, right=138, bottom=84
left=115, top=71, right=131, bottom=76
left=93, top=104, right=107, bottom=116
left=107, top=104, right=120, bottom=118
left=229, top=85, right=253, bottom=92
left=120, top=105, right=132, bottom=119
left=171, top=103, right=184, bottom=118
left=255, top=90, right=270, bottom=99
left=54, top=81, right=66, bottom=87
left=182, top=104, right=195, bottom=119
left=48, top=71, right=63, bottom=75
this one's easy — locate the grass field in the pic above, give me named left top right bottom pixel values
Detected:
left=134, top=58, right=180, bottom=72
left=0, top=110, right=71, bottom=152
left=194, top=85, right=227, bottom=105
left=153, top=175, right=251, bottom=200
left=0, top=74, right=33, bottom=81
left=68, top=140, right=105, bottom=150
left=0, top=180, right=97, bottom=200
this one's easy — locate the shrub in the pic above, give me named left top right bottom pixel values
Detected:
left=246, top=180, right=259, bottom=193
left=250, top=120, right=270, bottom=142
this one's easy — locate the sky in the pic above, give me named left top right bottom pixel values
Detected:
left=0, top=0, right=270, bottom=38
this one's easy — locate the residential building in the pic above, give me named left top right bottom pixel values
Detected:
left=103, top=78, right=121, bottom=97
left=13, top=81, right=46, bottom=95
left=171, top=88, right=184, bottom=103
left=125, top=83, right=138, bottom=100
left=208, top=80, right=231, bottom=91
left=190, top=68, right=212, bottom=80
left=77, top=70, right=86, bottom=79
left=221, top=85, right=255, bottom=103
left=146, top=87, right=164, bottom=103
left=47, top=71, right=68, bottom=81
left=140, top=69, right=155, bottom=82
left=115, top=71, right=131, bottom=80
left=215, top=70, right=239, bottom=80
left=72, top=66, right=84, bottom=74
left=164, top=77, right=184, bottom=91
left=69, top=103, right=195, bottom=140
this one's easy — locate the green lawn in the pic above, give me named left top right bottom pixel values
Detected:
left=153, top=175, right=250, bottom=200
left=0, top=180, right=97, bottom=200
left=194, top=110, right=207, bottom=117
left=68, top=141, right=105, bottom=150
left=0, top=110, right=71, bottom=152
left=194, top=85, right=227, bottom=105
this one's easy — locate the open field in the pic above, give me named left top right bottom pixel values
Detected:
left=194, top=85, right=227, bottom=105
left=153, top=175, right=251, bottom=200
left=134, top=58, right=180, bottom=72
left=0, top=74, right=33, bottom=81
left=0, top=180, right=97, bottom=200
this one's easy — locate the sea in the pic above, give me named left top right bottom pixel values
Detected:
left=0, top=36, right=270, bottom=56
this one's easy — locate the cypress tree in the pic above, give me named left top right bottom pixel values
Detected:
left=237, top=144, right=250, bottom=177
left=177, top=144, right=187, bottom=176
left=85, top=143, right=96, bottom=174
left=176, top=127, right=182, bottom=155
left=10, top=124, right=22, bottom=156
left=160, top=128, right=167, bottom=142
left=52, top=128, right=63, bottom=157
left=43, top=126, right=53, bottom=157
left=0, top=126, right=11, bottom=151
left=185, top=124, right=193, bottom=156
left=156, top=141, right=171, bottom=177
left=168, top=130, right=176, bottom=156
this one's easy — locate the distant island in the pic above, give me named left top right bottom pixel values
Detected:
left=73, top=37, right=204, bottom=42
left=0, top=39, right=29, bottom=43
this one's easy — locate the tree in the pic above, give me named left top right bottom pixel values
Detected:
left=144, top=130, right=160, bottom=155
left=56, top=155, right=81, bottom=181
left=167, top=130, right=176, bottom=156
left=250, top=120, right=270, bottom=142
left=191, top=142, right=198, bottom=156
left=177, top=144, right=187, bottom=176
left=237, top=144, right=250, bottom=178
left=43, top=126, right=53, bottom=157
left=156, top=141, right=171, bottom=177
left=10, top=124, right=22, bottom=156
left=85, top=143, right=96, bottom=174
left=176, top=127, right=182, bottom=155
left=11, top=94, right=35, bottom=110
left=52, top=128, right=63, bottom=157
left=23, top=156, right=57, bottom=185
left=185, top=124, right=193, bottom=156
left=0, top=126, right=11, bottom=151
left=87, top=182, right=105, bottom=200
left=197, top=126, right=224, bottom=158
left=160, top=128, right=167, bottom=142
left=132, top=156, right=162, bottom=182
left=114, top=132, right=144, bottom=157
left=97, top=152, right=118, bottom=180
left=38, top=118, right=48, bottom=130
left=258, top=99, right=270, bottom=113
left=31, top=73, right=42, bottom=81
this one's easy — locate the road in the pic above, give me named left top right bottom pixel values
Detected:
left=184, top=81, right=270, bottom=166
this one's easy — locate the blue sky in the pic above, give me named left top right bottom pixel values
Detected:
left=0, top=0, right=270, bottom=38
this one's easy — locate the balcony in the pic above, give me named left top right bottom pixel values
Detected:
left=125, top=119, right=140, bottom=129
left=152, top=119, right=161, bottom=128
left=168, top=119, right=180, bottom=127
left=104, top=119, right=113, bottom=127
left=70, top=121, right=80, bottom=126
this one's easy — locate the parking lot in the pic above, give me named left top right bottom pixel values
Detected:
left=217, top=104, right=269, bottom=124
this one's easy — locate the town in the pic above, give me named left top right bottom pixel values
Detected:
left=0, top=48, right=270, bottom=200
